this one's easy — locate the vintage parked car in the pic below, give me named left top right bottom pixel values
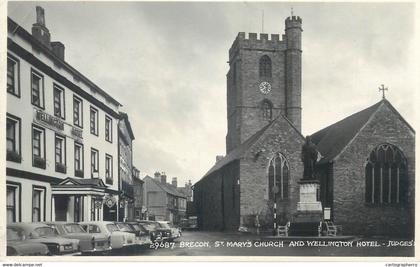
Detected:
left=136, top=221, right=162, bottom=242
left=120, top=222, right=152, bottom=246
left=7, top=223, right=80, bottom=255
left=7, top=227, right=49, bottom=256
left=138, top=220, right=172, bottom=242
left=157, top=221, right=181, bottom=240
left=46, top=221, right=111, bottom=254
left=79, top=221, right=136, bottom=250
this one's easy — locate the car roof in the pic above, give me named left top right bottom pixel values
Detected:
left=8, top=222, right=51, bottom=230
left=79, top=221, right=115, bottom=224
left=44, top=221, right=79, bottom=225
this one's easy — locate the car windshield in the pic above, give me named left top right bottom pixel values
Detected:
left=116, top=223, right=132, bottom=232
left=140, top=222, right=156, bottom=231
left=7, top=228, right=25, bottom=241
left=86, top=225, right=101, bottom=233
left=64, top=224, right=86, bottom=233
left=158, top=222, right=171, bottom=229
left=34, top=227, right=57, bottom=237
left=106, top=224, right=119, bottom=232
left=131, top=224, right=141, bottom=231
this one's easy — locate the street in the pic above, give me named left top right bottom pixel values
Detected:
left=107, top=231, right=414, bottom=257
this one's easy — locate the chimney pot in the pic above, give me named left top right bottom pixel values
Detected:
left=36, top=6, right=46, bottom=26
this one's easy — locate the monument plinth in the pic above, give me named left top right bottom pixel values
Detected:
left=296, top=179, right=322, bottom=212
left=294, top=179, right=323, bottom=223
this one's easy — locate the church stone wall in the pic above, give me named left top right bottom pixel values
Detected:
left=333, top=104, right=415, bottom=237
left=239, top=118, right=305, bottom=229
left=238, top=45, right=286, bottom=142
left=194, top=161, right=240, bottom=231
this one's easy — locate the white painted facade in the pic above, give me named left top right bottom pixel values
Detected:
left=6, top=13, right=121, bottom=223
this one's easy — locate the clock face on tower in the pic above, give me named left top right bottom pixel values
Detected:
left=259, top=81, right=272, bottom=94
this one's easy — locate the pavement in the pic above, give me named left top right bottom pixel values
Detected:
left=103, top=230, right=414, bottom=257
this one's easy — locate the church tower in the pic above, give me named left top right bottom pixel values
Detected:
left=226, top=16, right=303, bottom=153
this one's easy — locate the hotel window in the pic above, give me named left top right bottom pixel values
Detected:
left=6, top=115, right=21, bottom=163
left=105, top=116, right=112, bottom=142
left=73, top=96, right=83, bottom=128
left=53, top=85, right=65, bottom=119
left=91, top=148, right=99, bottom=178
left=74, top=142, right=84, bottom=178
left=31, top=70, right=44, bottom=108
left=105, top=154, right=113, bottom=184
left=7, top=56, right=20, bottom=96
left=55, top=135, right=66, bottom=173
left=32, top=187, right=45, bottom=222
left=32, top=126, right=46, bottom=169
left=7, top=185, right=18, bottom=223
left=90, top=107, right=98, bottom=135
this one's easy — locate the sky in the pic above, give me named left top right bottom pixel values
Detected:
left=7, top=2, right=417, bottom=187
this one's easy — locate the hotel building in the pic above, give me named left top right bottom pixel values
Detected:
left=6, top=7, right=122, bottom=223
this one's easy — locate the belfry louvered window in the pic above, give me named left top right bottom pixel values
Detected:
left=259, top=55, right=272, bottom=79
left=268, top=152, right=289, bottom=201
left=365, top=144, right=408, bottom=205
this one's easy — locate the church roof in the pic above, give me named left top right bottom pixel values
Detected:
left=202, top=121, right=274, bottom=178
left=311, top=99, right=414, bottom=164
left=198, top=113, right=304, bottom=183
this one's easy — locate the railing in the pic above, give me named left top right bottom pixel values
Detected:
left=325, top=221, right=337, bottom=236
left=277, top=221, right=290, bottom=237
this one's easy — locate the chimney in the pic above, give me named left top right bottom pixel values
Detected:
left=161, top=173, right=167, bottom=184
left=32, top=6, right=51, bottom=48
left=154, top=171, right=161, bottom=181
left=51, top=41, right=65, bottom=61
left=172, top=177, right=178, bottom=187
left=216, top=155, right=224, bottom=163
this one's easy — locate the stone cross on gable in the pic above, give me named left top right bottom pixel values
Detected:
left=379, top=84, right=388, bottom=99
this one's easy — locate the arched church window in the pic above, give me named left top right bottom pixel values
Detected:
left=261, top=99, right=273, bottom=121
left=259, top=55, right=272, bottom=78
left=365, top=144, right=408, bottom=205
left=268, top=152, right=289, bottom=201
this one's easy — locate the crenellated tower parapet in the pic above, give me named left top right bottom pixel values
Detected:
left=229, top=32, right=286, bottom=62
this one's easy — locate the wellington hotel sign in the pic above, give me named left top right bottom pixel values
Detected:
left=34, top=109, right=83, bottom=140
